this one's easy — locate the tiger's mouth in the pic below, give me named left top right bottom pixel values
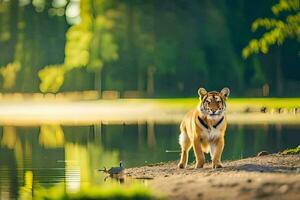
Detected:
left=208, top=110, right=225, bottom=117
left=209, top=113, right=222, bottom=118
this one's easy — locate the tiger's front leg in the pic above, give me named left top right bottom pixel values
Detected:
left=193, top=137, right=205, bottom=168
left=211, top=138, right=224, bottom=168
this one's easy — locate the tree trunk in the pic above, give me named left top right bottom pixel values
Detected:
left=127, top=0, right=138, bottom=91
left=137, top=67, right=144, bottom=94
left=95, top=70, right=102, bottom=97
left=147, top=66, right=155, bottom=96
left=276, top=49, right=283, bottom=96
left=8, top=0, right=18, bottom=61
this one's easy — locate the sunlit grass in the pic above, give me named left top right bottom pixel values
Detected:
left=116, top=97, right=300, bottom=110
left=228, top=98, right=300, bottom=109
left=281, top=145, right=300, bottom=155
left=34, top=183, right=163, bottom=200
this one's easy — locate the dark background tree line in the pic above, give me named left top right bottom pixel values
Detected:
left=0, top=0, right=299, bottom=97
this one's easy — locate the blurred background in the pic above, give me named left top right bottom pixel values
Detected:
left=0, top=0, right=299, bottom=199
left=0, top=0, right=299, bottom=97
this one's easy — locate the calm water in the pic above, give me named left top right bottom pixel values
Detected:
left=0, top=123, right=300, bottom=199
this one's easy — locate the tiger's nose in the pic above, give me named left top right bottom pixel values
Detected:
left=212, top=108, right=219, bottom=113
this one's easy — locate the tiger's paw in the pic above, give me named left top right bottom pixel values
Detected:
left=212, top=162, right=222, bottom=169
left=178, top=163, right=186, bottom=169
left=194, top=162, right=204, bottom=169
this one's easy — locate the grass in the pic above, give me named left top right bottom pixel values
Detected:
left=34, top=183, right=163, bottom=200
left=281, top=145, right=300, bottom=155
left=228, top=98, right=300, bottom=109
left=108, top=97, right=300, bottom=111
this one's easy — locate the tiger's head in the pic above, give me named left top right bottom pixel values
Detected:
left=198, top=87, right=230, bottom=119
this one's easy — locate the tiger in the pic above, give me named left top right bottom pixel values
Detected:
left=178, top=87, right=230, bottom=169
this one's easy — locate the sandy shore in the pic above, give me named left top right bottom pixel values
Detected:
left=127, top=154, right=300, bottom=200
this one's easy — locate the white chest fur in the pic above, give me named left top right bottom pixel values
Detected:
left=203, top=127, right=221, bottom=141
left=196, top=116, right=224, bottom=139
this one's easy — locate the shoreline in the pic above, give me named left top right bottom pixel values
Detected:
left=126, top=153, right=300, bottom=200
left=0, top=100, right=299, bottom=126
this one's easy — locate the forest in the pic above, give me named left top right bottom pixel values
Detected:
left=0, top=0, right=299, bottom=97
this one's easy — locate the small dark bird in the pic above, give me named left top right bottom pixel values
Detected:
left=260, top=106, right=267, bottom=113
left=98, top=161, right=125, bottom=181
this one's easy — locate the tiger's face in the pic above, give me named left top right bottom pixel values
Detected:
left=198, top=87, right=230, bottom=119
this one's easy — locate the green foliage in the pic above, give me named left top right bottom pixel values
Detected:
left=64, top=25, right=93, bottom=68
left=281, top=145, right=300, bottom=155
left=38, top=65, right=65, bottom=93
left=242, top=0, right=300, bottom=58
left=34, top=183, right=162, bottom=200
left=64, top=0, right=93, bottom=69
left=0, top=2, right=10, bottom=42
left=88, top=12, right=119, bottom=71
left=39, top=0, right=119, bottom=92
left=153, top=40, right=177, bottom=74
left=1, top=0, right=299, bottom=95
left=272, top=0, right=299, bottom=15
left=0, top=62, right=20, bottom=89
left=99, top=33, right=118, bottom=62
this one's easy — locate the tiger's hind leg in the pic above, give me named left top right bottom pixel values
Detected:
left=178, top=132, right=191, bottom=169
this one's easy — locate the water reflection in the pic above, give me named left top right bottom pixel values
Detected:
left=0, top=122, right=299, bottom=199
left=39, top=125, right=64, bottom=148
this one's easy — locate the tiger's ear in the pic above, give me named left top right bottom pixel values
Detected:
left=220, top=87, right=230, bottom=99
left=198, top=87, right=207, bottom=99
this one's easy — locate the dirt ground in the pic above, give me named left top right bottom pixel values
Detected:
left=126, top=154, right=300, bottom=200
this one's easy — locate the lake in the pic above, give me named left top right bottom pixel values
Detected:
left=0, top=122, right=300, bottom=199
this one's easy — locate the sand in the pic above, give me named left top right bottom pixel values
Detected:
left=126, top=154, right=300, bottom=200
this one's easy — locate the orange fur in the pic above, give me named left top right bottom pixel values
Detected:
left=178, top=88, right=229, bottom=169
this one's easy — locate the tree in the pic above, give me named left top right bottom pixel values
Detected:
left=39, top=0, right=118, bottom=93
left=242, top=0, right=299, bottom=96
left=242, top=0, right=300, bottom=58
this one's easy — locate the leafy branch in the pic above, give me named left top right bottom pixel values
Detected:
left=242, top=0, right=300, bottom=59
